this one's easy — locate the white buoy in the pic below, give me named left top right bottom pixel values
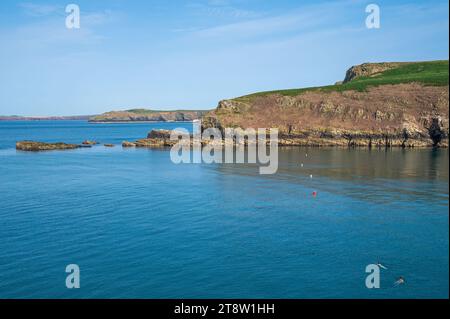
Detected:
left=310, top=174, right=313, bottom=179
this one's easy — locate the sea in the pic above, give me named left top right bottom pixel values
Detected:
left=0, top=120, right=448, bottom=298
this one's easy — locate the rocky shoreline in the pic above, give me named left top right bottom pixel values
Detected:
left=16, top=127, right=448, bottom=152
left=120, top=129, right=448, bottom=148
left=276, top=125, right=448, bottom=148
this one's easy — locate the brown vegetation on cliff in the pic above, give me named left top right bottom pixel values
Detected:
left=202, top=61, right=449, bottom=148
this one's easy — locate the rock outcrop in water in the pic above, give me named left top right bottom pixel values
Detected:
left=122, top=141, right=136, bottom=147
left=82, top=140, right=98, bottom=145
left=16, top=141, right=80, bottom=151
left=122, top=129, right=192, bottom=148
left=147, top=129, right=173, bottom=139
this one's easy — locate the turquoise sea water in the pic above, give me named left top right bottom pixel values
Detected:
left=0, top=120, right=448, bottom=299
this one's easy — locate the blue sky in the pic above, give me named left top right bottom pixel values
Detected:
left=0, top=0, right=448, bottom=116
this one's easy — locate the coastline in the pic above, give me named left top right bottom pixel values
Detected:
left=0, top=118, right=196, bottom=124
left=87, top=120, right=196, bottom=124
left=13, top=128, right=449, bottom=151
left=122, top=129, right=449, bottom=149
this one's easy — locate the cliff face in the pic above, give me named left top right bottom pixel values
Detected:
left=89, top=109, right=207, bottom=122
left=203, top=61, right=449, bottom=147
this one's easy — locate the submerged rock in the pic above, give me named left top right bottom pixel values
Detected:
left=82, top=140, right=99, bottom=145
left=122, top=141, right=136, bottom=147
left=16, top=141, right=79, bottom=151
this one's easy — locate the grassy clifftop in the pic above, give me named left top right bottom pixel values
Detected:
left=236, top=60, right=448, bottom=100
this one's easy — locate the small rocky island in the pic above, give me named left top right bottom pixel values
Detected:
left=16, top=141, right=81, bottom=151
left=16, top=140, right=101, bottom=151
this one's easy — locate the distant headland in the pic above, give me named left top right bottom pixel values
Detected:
left=1, top=109, right=209, bottom=123
left=88, top=109, right=209, bottom=123
left=0, top=115, right=92, bottom=121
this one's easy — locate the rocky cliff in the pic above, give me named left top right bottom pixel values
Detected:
left=342, top=62, right=409, bottom=83
left=203, top=61, right=449, bottom=147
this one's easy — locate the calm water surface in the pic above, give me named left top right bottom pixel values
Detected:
left=0, top=121, right=448, bottom=298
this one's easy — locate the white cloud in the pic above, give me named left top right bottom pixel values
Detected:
left=187, top=0, right=262, bottom=19
left=19, top=2, right=60, bottom=17
left=190, top=1, right=347, bottom=39
left=0, top=8, right=117, bottom=54
left=83, top=10, right=116, bottom=26
left=207, top=0, right=230, bottom=6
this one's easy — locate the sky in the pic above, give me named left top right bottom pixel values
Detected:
left=0, top=0, right=448, bottom=116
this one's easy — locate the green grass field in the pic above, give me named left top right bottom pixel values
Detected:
left=237, top=60, right=449, bottom=99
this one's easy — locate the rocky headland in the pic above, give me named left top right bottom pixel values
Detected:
left=200, top=60, right=449, bottom=148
